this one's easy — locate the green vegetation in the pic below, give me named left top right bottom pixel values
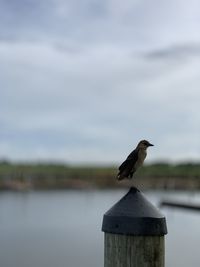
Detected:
left=1, top=161, right=200, bottom=190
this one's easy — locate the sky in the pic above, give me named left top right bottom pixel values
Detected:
left=1, top=0, right=200, bottom=164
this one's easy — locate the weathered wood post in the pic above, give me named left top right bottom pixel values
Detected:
left=102, top=187, right=167, bottom=267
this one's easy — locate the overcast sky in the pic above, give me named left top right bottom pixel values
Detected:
left=1, top=0, right=200, bottom=164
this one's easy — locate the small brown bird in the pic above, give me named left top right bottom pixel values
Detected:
left=117, top=140, right=154, bottom=180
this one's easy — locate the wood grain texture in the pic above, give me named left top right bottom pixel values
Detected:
left=104, top=233, right=164, bottom=267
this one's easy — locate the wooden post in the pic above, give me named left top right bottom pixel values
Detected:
left=102, top=187, right=167, bottom=267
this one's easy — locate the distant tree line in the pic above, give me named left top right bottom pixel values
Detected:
left=0, top=161, right=200, bottom=190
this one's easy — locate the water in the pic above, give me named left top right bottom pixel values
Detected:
left=0, top=189, right=200, bottom=267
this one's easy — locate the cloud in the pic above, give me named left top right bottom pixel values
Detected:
left=1, top=0, right=200, bottom=47
left=144, top=43, right=200, bottom=61
left=1, top=1, right=200, bottom=163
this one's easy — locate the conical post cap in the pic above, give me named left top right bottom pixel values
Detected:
left=102, top=187, right=167, bottom=236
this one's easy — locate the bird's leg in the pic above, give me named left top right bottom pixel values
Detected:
left=129, top=171, right=134, bottom=179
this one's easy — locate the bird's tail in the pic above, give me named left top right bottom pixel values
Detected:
left=117, top=171, right=134, bottom=180
left=116, top=172, right=125, bottom=180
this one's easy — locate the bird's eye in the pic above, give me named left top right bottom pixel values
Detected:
left=142, top=141, right=148, bottom=145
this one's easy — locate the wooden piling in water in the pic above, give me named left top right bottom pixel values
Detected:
left=102, top=187, right=167, bottom=267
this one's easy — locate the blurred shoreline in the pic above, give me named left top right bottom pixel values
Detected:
left=1, top=161, right=200, bottom=191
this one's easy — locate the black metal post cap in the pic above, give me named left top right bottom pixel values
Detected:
left=102, top=187, right=167, bottom=236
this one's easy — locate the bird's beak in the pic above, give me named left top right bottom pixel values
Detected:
left=148, top=143, right=154, bottom=147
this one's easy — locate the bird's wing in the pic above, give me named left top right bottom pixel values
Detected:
left=118, top=149, right=138, bottom=172
left=126, top=149, right=139, bottom=161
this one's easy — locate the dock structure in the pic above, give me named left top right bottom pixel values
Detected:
left=102, top=187, right=167, bottom=267
left=161, top=200, right=200, bottom=211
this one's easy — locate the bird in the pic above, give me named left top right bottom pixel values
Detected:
left=117, top=140, right=154, bottom=180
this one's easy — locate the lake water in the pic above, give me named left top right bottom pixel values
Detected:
left=0, top=189, right=200, bottom=267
